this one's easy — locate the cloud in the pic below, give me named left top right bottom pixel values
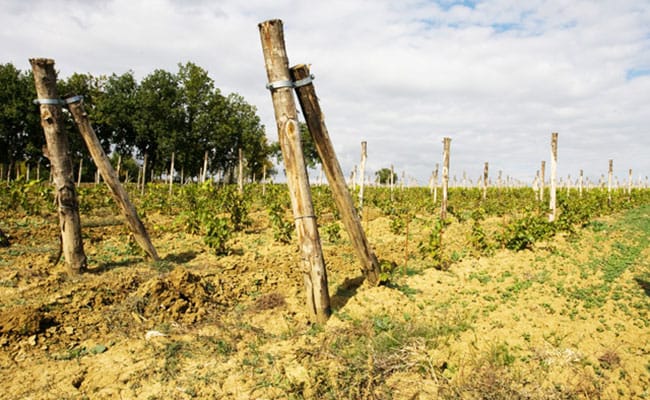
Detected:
left=2, top=0, right=649, bottom=184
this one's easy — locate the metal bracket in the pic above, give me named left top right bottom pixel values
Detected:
left=293, top=74, right=315, bottom=88
left=33, top=98, right=66, bottom=105
left=64, top=95, right=83, bottom=104
left=265, top=74, right=315, bottom=90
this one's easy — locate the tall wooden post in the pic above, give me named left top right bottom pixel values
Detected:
left=608, top=160, right=613, bottom=206
left=539, top=161, right=546, bottom=202
left=441, top=137, right=451, bottom=220
left=30, top=58, right=86, bottom=274
left=238, top=148, right=244, bottom=194
left=290, top=63, right=382, bottom=286
left=358, top=141, right=367, bottom=213
left=482, top=161, right=488, bottom=201
left=169, top=152, right=175, bottom=196
left=67, top=98, right=160, bottom=261
left=259, top=20, right=331, bottom=321
left=549, top=132, right=558, bottom=222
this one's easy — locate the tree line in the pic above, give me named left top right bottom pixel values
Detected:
left=0, top=61, right=277, bottom=182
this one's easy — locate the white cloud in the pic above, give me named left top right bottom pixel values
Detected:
left=2, top=0, right=649, bottom=184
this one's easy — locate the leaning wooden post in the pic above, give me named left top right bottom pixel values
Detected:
left=608, top=159, right=613, bottom=206
left=291, top=63, right=382, bottom=285
left=482, top=161, right=489, bottom=201
left=67, top=97, right=160, bottom=261
left=549, top=132, right=558, bottom=222
left=441, top=137, right=451, bottom=220
left=259, top=20, right=331, bottom=321
left=29, top=58, right=87, bottom=274
left=358, top=141, right=367, bottom=214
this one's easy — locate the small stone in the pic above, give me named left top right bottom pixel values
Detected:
left=64, top=326, right=74, bottom=335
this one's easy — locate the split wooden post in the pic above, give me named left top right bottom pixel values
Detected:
left=482, top=162, right=489, bottom=201
left=67, top=97, right=160, bottom=261
left=358, top=141, right=367, bottom=214
left=290, top=62, right=382, bottom=286
left=259, top=20, right=331, bottom=321
left=549, top=132, right=558, bottom=222
left=29, top=58, right=87, bottom=274
left=441, top=137, right=451, bottom=220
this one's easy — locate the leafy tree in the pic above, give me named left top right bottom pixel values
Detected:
left=269, top=121, right=321, bottom=170
left=0, top=63, right=41, bottom=178
left=376, top=167, right=397, bottom=185
left=94, top=72, right=138, bottom=156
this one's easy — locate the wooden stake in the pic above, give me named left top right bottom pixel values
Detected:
left=579, top=169, right=584, bottom=197
left=116, top=154, right=122, bottom=182
left=539, top=161, right=546, bottom=202
left=169, top=151, right=175, bottom=196
left=238, top=147, right=244, bottom=194
left=201, top=150, right=209, bottom=183
left=627, top=168, right=633, bottom=196
left=441, top=137, right=451, bottom=220
left=259, top=20, right=331, bottom=321
left=141, top=153, right=147, bottom=196
left=549, top=132, right=558, bottom=222
left=67, top=98, right=160, bottom=261
left=608, top=159, right=613, bottom=206
left=433, top=163, right=439, bottom=204
left=30, top=58, right=86, bottom=274
left=482, top=162, right=488, bottom=201
left=290, top=63, right=382, bottom=286
left=77, top=158, right=83, bottom=186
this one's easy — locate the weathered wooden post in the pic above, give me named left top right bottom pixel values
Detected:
left=77, top=158, right=83, bottom=186
left=116, top=154, right=122, bottom=182
left=290, top=63, right=382, bottom=285
left=627, top=168, right=633, bottom=197
left=238, top=148, right=244, bottom=194
left=482, top=162, right=489, bottom=201
left=140, top=153, right=147, bottom=196
left=201, top=150, right=209, bottom=183
left=262, top=164, right=267, bottom=195
left=432, top=163, right=439, bottom=204
left=579, top=169, right=584, bottom=197
left=259, top=20, right=331, bottom=321
left=169, top=152, right=175, bottom=196
left=67, top=97, right=160, bottom=261
left=30, top=58, right=87, bottom=274
left=539, top=161, right=546, bottom=202
left=390, top=164, right=395, bottom=200
left=608, top=159, right=613, bottom=206
left=441, top=137, right=451, bottom=220
left=549, top=132, right=558, bottom=222
left=358, top=141, right=367, bottom=213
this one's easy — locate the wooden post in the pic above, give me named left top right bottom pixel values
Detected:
left=390, top=164, right=395, bottom=200
left=290, top=62, right=382, bottom=286
left=169, top=152, right=175, bottom=196
left=579, top=169, right=584, bottom=197
left=201, top=150, right=209, bottom=183
left=67, top=98, right=160, bottom=261
left=539, top=161, right=546, bottom=202
left=482, top=161, right=488, bottom=201
left=549, top=132, right=558, bottom=222
left=441, top=137, right=451, bottom=220
left=116, top=154, right=122, bottom=182
left=627, top=168, right=633, bottom=196
left=259, top=20, right=331, bottom=321
left=77, top=158, right=83, bottom=186
left=262, top=164, right=267, bottom=195
left=238, top=147, right=244, bottom=194
left=30, top=58, right=87, bottom=274
left=433, top=163, right=439, bottom=204
left=608, top=159, right=613, bottom=206
left=140, top=153, right=147, bottom=196
left=358, top=141, right=367, bottom=214
left=36, top=161, right=41, bottom=181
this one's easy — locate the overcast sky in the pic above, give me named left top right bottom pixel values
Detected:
left=3, top=0, right=649, bottom=185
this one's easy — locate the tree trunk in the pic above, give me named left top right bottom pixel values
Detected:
left=67, top=98, right=160, bottom=261
left=291, top=63, right=382, bottom=286
left=29, top=58, right=86, bottom=274
left=259, top=19, right=331, bottom=322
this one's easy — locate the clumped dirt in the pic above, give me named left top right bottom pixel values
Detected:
left=1, top=201, right=649, bottom=399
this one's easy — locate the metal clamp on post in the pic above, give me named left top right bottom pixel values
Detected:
left=33, top=98, right=66, bottom=105
left=266, top=80, right=294, bottom=91
left=64, top=95, right=84, bottom=105
left=293, top=74, right=315, bottom=88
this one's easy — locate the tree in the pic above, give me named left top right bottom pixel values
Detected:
left=375, top=167, right=397, bottom=185
left=270, top=121, right=320, bottom=170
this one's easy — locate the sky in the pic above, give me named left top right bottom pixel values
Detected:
left=2, top=0, right=649, bottom=186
